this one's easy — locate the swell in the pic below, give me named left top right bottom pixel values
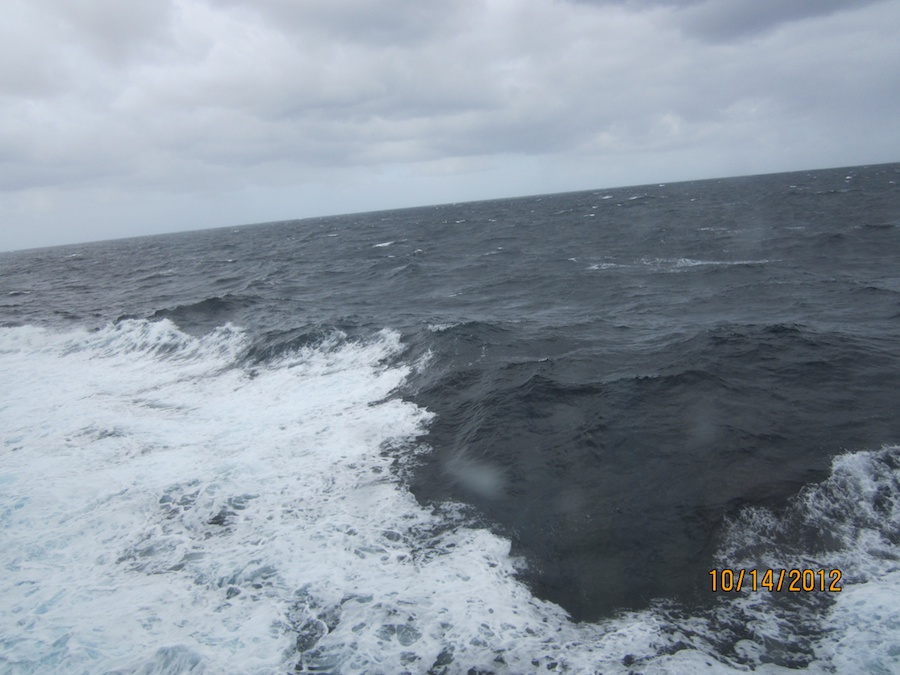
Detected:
left=145, top=293, right=265, bottom=335
left=406, top=319, right=900, bottom=620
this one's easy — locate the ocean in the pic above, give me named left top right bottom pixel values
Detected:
left=1, top=162, right=899, bottom=673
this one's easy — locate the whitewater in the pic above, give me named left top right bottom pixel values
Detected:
left=2, top=162, right=900, bottom=673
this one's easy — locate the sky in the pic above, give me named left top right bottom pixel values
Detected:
left=2, top=0, right=899, bottom=251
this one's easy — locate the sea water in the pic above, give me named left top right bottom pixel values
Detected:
left=1, top=163, right=899, bottom=673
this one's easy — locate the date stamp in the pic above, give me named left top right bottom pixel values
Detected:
left=709, top=568, right=842, bottom=593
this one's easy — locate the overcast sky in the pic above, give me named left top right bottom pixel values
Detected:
left=2, top=0, right=899, bottom=250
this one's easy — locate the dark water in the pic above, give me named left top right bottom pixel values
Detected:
left=2, top=162, right=900, bottom=672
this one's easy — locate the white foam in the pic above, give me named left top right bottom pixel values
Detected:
left=711, top=446, right=900, bottom=672
left=2, top=322, right=898, bottom=673
left=641, top=257, right=772, bottom=269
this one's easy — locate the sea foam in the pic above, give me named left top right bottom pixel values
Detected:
left=1, top=321, right=898, bottom=673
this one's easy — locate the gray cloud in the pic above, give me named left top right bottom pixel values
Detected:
left=568, top=0, right=891, bottom=40
left=47, top=0, right=173, bottom=63
left=676, top=0, right=891, bottom=41
left=1, top=0, right=898, bottom=250
left=208, top=0, right=475, bottom=46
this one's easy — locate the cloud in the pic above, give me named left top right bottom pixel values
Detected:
left=567, top=0, right=891, bottom=41
left=207, top=0, right=475, bottom=46
left=45, top=0, right=173, bottom=64
left=676, top=0, right=891, bottom=42
left=1, top=0, right=898, bottom=249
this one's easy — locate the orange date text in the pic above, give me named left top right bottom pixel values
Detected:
left=709, top=568, right=842, bottom=593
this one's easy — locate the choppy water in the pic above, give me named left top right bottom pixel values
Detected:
left=1, top=163, right=899, bottom=673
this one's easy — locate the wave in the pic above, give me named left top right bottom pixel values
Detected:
left=408, top=318, right=900, bottom=622
left=1, top=321, right=898, bottom=673
left=641, top=257, right=773, bottom=270
left=146, top=293, right=264, bottom=333
left=702, top=446, right=900, bottom=670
